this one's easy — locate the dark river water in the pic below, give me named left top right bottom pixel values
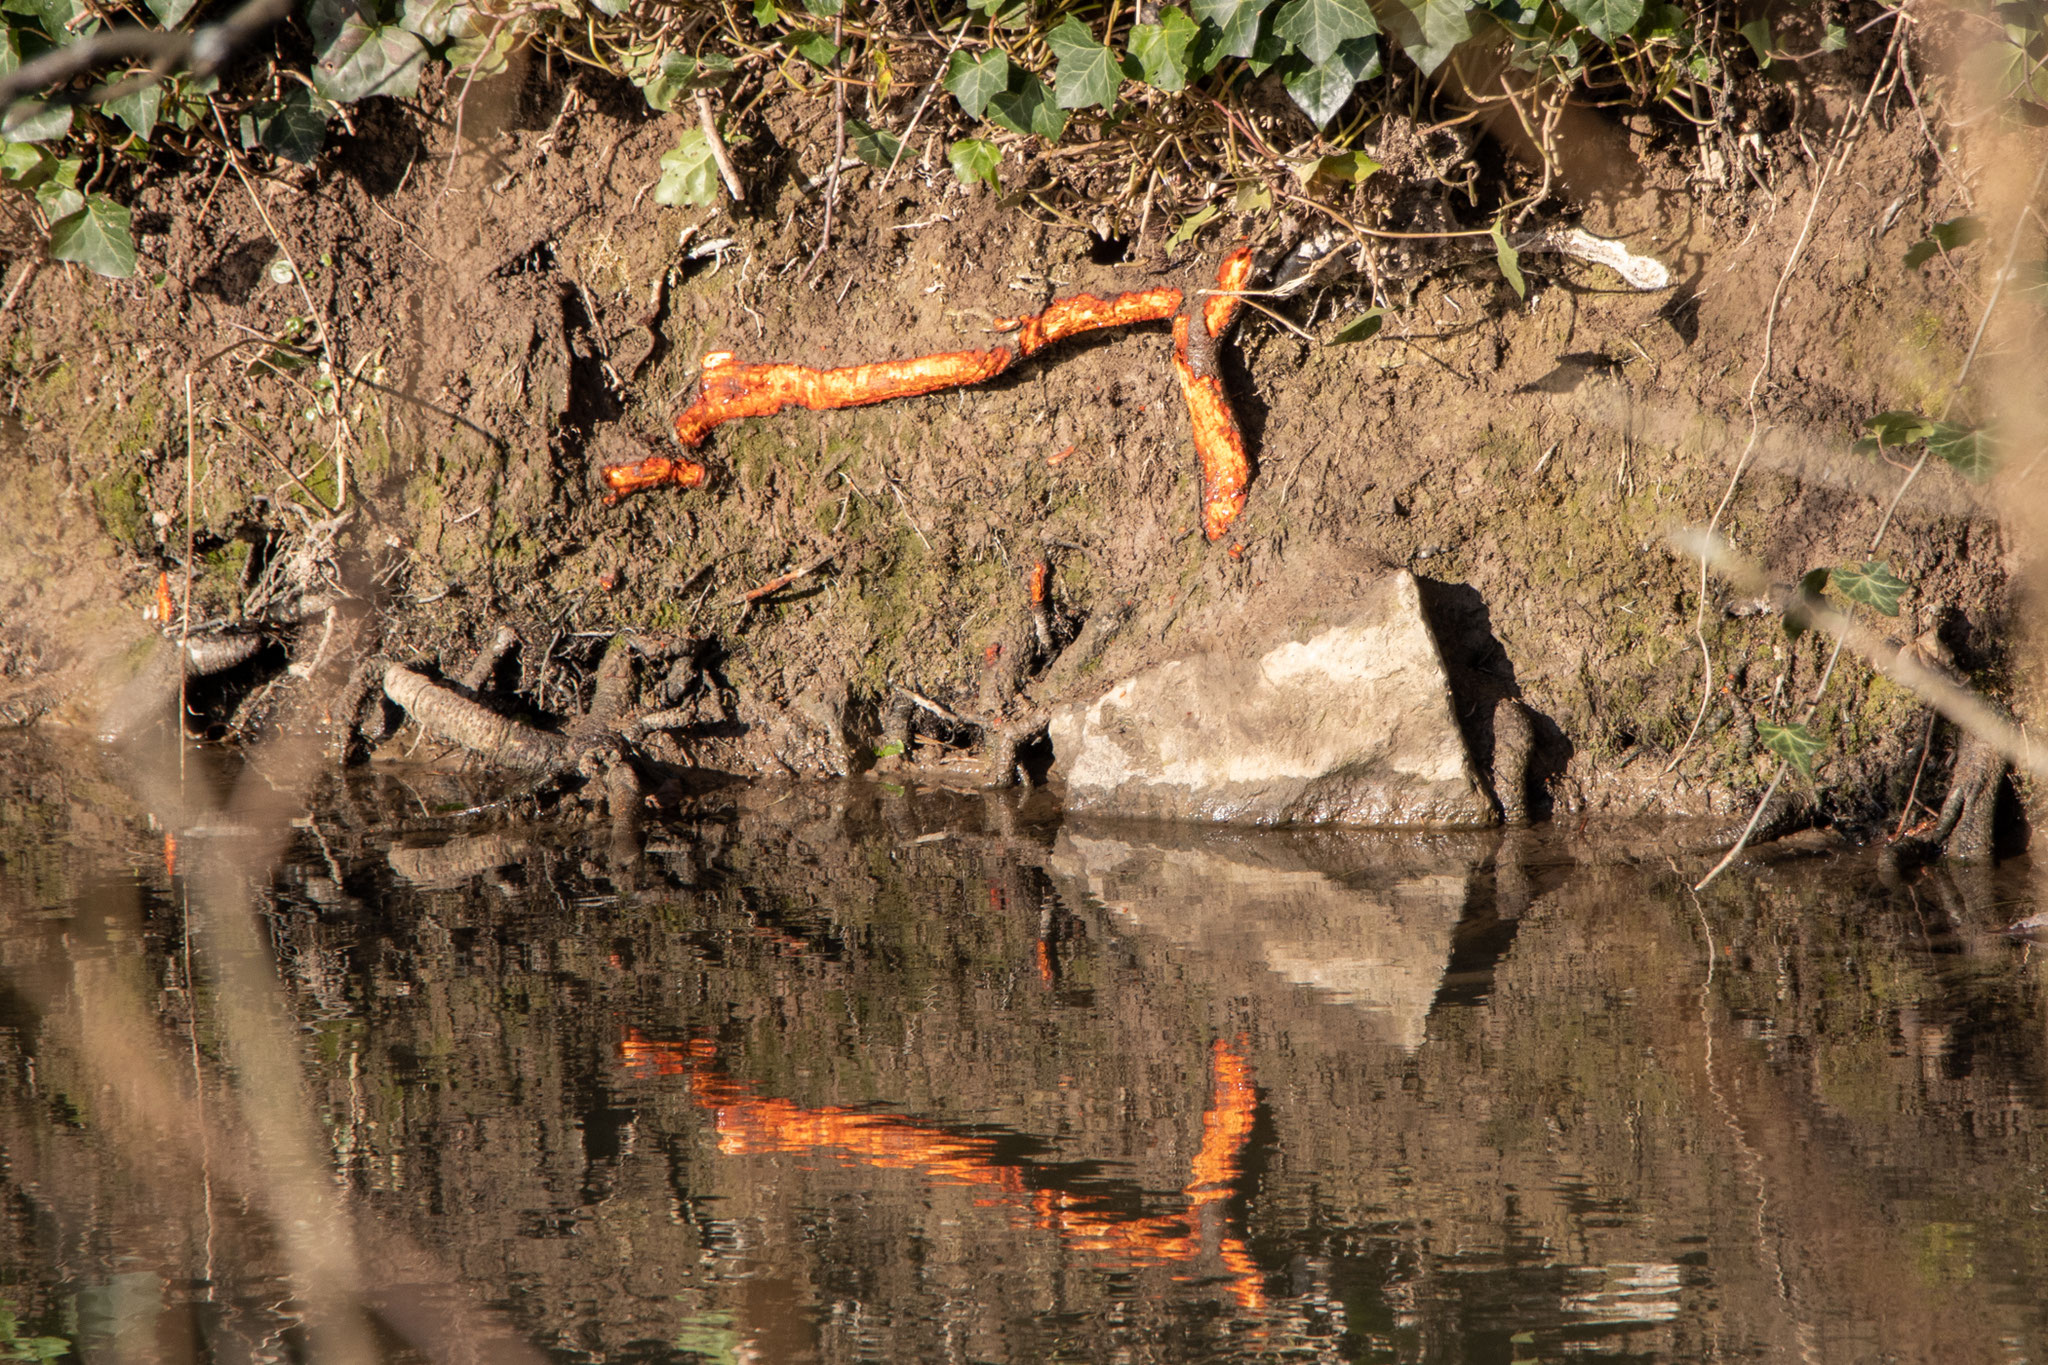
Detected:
left=4, top=731, right=2047, bottom=1363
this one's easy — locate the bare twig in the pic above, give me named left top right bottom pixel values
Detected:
left=696, top=92, right=745, bottom=204
left=895, top=684, right=963, bottom=726
left=1692, top=765, right=1787, bottom=893
left=0, top=0, right=290, bottom=114
left=726, top=551, right=835, bottom=607
left=808, top=14, right=847, bottom=277
left=877, top=19, right=968, bottom=192
left=1677, top=530, right=2047, bottom=783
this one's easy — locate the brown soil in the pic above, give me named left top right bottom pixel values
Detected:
left=2, top=29, right=2041, bottom=834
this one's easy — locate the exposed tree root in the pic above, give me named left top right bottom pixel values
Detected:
left=382, top=663, right=570, bottom=775
left=606, top=249, right=1262, bottom=539
left=1491, top=698, right=1534, bottom=827
left=1930, top=730, right=2002, bottom=860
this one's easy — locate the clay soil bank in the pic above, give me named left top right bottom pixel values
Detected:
left=2, top=31, right=2043, bottom=844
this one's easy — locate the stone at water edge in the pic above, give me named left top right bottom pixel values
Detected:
left=1047, top=571, right=1497, bottom=827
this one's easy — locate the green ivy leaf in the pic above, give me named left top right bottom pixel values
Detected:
left=399, top=0, right=464, bottom=42
left=1928, top=421, right=1993, bottom=480
left=1233, top=180, right=1272, bottom=211
left=0, top=43, right=72, bottom=148
left=1271, top=0, right=1377, bottom=65
left=1280, top=34, right=1380, bottom=126
left=103, top=78, right=162, bottom=141
left=653, top=129, right=719, bottom=207
left=752, top=0, right=777, bottom=23
left=143, top=0, right=195, bottom=24
left=1829, top=560, right=1909, bottom=616
left=1047, top=16, right=1122, bottom=111
left=1737, top=16, right=1773, bottom=66
left=1821, top=22, right=1847, bottom=51
left=34, top=178, right=80, bottom=223
left=1758, top=719, right=1824, bottom=781
left=1128, top=7, right=1199, bottom=91
left=1903, top=215, right=1985, bottom=269
left=1381, top=0, right=1477, bottom=74
left=253, top=87, right=333, bottom=163
left=1975, top=33, right=2048, bottom=105
left=872, top=740, right=905, bottom=759
left=445, top=10, right=516, bottom=76
left=8, top=0, right=85, bottom=41
left=1491, top=219, right=1526, bottom=299
left=1635, top=3, right=1686, bottom=39
left=1301, top=148, right=1381, bottom=183
left=1859, top=410, right=1936, bottom=450
left=986, top=71, right=1064, bottom=140
left=639, top=51, right=732, bottom=110
left=1165, top=202, right=1221, bottom=251
left=790, top=29, right=841, bottom=67
left=1329, top=307, right=1384, bottom=343
left=313, top=19, right=427, bottom=103
left=944, top=48, right=1009, bottom=120
left=0, top=141, right=51, bottom=184
left=844, top=118, right=901, bottom=168
left=47, top=194, right=136, bottom=278
left=800, top=0, right=842, bottom=13
left=948, top=137, right=999, bottom=189
left=1558, top=0, right=1642, bottom=43
left=1189, top=0, right=1271, bottom=60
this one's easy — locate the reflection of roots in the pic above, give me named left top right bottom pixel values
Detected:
left=608, top=250, right=1260, bottom=540
left=621, top=1030, right=1265, bottom=1309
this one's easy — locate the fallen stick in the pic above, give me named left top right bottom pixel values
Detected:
left=727, top=550, right=838, bottom=607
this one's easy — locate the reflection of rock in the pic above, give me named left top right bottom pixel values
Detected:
left=1048, top=572, right=1494, bottom=828
left=1048, top=825, right=1483, bottom=1049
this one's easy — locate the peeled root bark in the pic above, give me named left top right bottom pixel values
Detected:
left=1174, top=246, right=1257, bottom=541
left=604, top=264, right=1252, bottom=534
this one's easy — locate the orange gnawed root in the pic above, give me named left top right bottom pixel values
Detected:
left=1173, top=313, right=1251, bottom=541
left=1202, top=245, right=1256, bottom=341
left=600, top=453, right=709, bottom=502
left=673, top=347, right=1017, bottom=448
left=993, top=287, right=1183, bottom=354
left=610, top=263, right=1259, bottom=538
left=645, top=285, right=1185, bottom=469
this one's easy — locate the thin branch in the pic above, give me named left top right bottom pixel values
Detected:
left=876, top=18, right=968, bottom=193
left=1693, top=764, right=1787, bottom=893
left=696, top=92, right=746, bottom=204
left=0, top=0, right=291, bottom=113
left=1676, top=530, right=2046, bottom=782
